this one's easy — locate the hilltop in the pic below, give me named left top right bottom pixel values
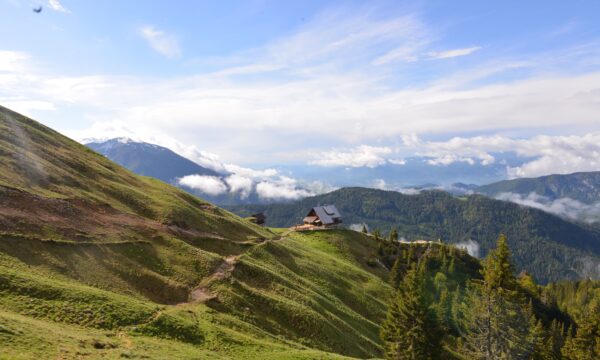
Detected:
left=228, top=187, right=600, bottom=283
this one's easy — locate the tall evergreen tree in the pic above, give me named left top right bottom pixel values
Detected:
left=481, top=234, right=516, bottom=291
left=562, top=299, right=600, bottom=360
left=458, top=234, right=530, bottom=359
left=389, top=228, right=399, bottom=243
left=381, top=266, right=441, bottom=359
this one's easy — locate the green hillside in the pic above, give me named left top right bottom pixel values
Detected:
left=477, top=171, right=600, bottom=204
left=0, top=106, right=392, bottom=359
left=227, top=187, right=600, bottom=283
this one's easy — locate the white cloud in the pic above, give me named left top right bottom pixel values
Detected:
left=388, top=159, right=406, bottom=165
left=399, top=187, right=422, bottom=195
left=427, top=46, right=481, bottom=59
left=311, top=145, right=393, bottom=168
left=373, top=179, right=387, bottom=190
left=48, top=0, right=70, bottom=13
left=222, top=164, right=278, bottom=179
left=455, top=240, right=480, bottom=258
left=0, top=51, right=29, bottom=72
left=178, top=175, right=227, bottom=196
left=138, top=26, right=181, bottom=58
left=224, top=174, right=253, bottom=199
left=372, top=45, right=420, bottom=65
left=417, top=134, right=600, bottom=177
left=255, top=178, right=313, bottom=200
left=495, top=192, right=600, bottom=224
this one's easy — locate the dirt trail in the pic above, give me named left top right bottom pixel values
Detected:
left=185, top=230, right=293, bottom=304
left=188, top=255, right=238, bottom=303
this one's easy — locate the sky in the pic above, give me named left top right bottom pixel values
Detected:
left=2, top=0, right=600, bottom=198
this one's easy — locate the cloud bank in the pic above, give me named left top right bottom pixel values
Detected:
left=495, top=192, right=600, bottom=224
left=310, top=133, right=600, bottom=179
left=178, top=173, right=324, bottom=201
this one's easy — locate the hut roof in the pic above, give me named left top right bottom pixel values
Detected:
left=308, top=205, right=342, bottom=225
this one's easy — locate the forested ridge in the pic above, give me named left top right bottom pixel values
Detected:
left=228, top=187, right=600, bottom=283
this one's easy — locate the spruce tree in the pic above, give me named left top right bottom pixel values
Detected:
left=481, top=234, right=516, bottom=291
left=562, top=300, right=600, bottom=360
left=458, top=234, right=530, bottom=359
left=381, top=266, right=441, bottom=359
left=389, top=228, right=399, bottom=243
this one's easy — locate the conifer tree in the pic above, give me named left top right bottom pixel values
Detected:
left=481, top=234, right=516, bottom=291
left=389, top=255, right=403, bottom=288
left=436, top=288, right=451, bottom=333
left=389, top=228, right=398, bottom=243
left=527, top=315, right=553, bottom=360
left=381, top=266, right=441, bottom=359
left=562, top=300, right=600, bottom=360
left=458, top=234, right=530, bottom=359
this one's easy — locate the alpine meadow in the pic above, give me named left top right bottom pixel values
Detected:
left=1, top=1, right=600, bottom=359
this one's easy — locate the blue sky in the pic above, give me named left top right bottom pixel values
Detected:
left=2, top=0, right=600, bottom=197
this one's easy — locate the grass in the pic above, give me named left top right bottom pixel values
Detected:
left=210, top=230, right=392, bottom=358
left=0, top=229, right=389, bottom=359
left=0, top=107, right=389, bottom=358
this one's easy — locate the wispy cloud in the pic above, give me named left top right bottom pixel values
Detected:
left=427, top=46, right=481, bottom=59
left=495, top=192, right=600, bottom=224
left=137, top=26, right=181, bottom=58
left=310, top=145, right=393, bottom=168
left=48, top=0, right=70, bottom=13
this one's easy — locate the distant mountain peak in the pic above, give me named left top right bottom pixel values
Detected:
left=87, top=137, right=221, bottom=183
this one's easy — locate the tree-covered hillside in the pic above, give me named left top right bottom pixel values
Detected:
left=381, top=235, right=599, bottom=359
left=228, top=187, right=600, bottom=283
left=477, top=171, right=600, bottom=204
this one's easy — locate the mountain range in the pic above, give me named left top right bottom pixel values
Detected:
left=86, top=138, right=600, bottom=225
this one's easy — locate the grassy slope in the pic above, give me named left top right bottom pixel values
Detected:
left=211, top=230, right=391, bottom=358
left=0, top=105, right=272, bottom=304
left=0, top=106, right=390, bottom=358
left=0, top=229, right=389, bottom=359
